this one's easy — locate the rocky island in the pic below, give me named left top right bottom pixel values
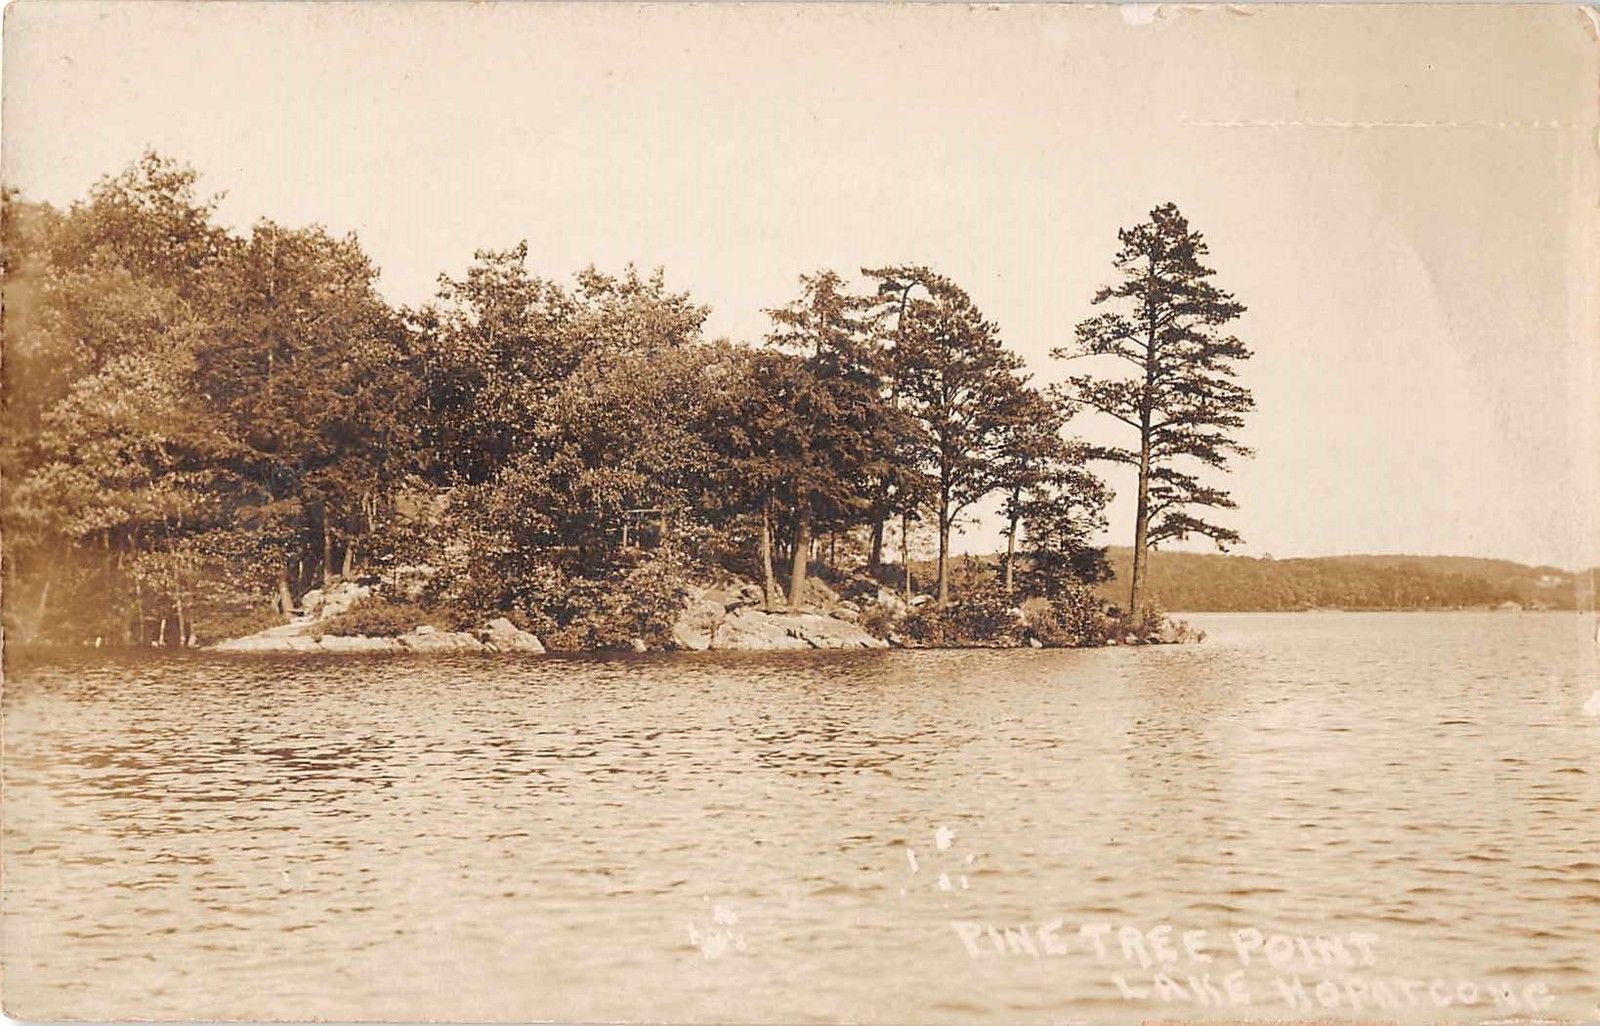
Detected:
left=4, top=156, right=1216, bottom=656
left=210, top=567, right=1192, bottom=655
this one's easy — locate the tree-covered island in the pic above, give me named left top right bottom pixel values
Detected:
left=1, top=155, right=1254, bottom=652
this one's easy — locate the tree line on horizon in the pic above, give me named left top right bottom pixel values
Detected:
left=0, top=153, right=1254, bottom=648
left=1087, top=549, right=1590, bottom=612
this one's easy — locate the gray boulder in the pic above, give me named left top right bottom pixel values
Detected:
left=300, top=580, right=370, bottom=619
left=479, top=617, right=546, bottom=654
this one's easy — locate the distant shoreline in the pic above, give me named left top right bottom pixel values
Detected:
left=1170, top=606, right=1593, bottom=614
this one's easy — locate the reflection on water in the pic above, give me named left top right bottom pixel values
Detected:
left=3, top=612, right=1597, bottom=1022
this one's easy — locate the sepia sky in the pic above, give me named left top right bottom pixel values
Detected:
left=4, top=2, right=1595, bottom=570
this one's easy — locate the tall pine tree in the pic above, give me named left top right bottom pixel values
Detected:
left=1054, top=204, right=1254, bottom=616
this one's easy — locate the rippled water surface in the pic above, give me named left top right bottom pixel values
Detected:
left=4, top=612, right=1597, bottom=1022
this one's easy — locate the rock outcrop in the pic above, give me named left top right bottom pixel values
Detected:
left=479, top=617, right=547, bottom=653
left=670, top=583, right=888, bottom=652
left=210, top=601, right=545, bottom=655
left=713, top=608, right=888, bottom=650
left=672, top=592, right=728, bottom=651
left=298, top=580, right=370, bottom=619
left=213, top=618, right=326, bottom=653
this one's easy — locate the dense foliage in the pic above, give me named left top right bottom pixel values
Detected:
left=2, top=154, right=1119, bottom=649
left=3, top=155, right=413, bottom=645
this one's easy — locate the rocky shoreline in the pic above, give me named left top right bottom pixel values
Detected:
left=208, top=575, right=1191, bottom=655
left=209, top=578, right=889, bottom=654
left=211, top=614, right=548, bottom=655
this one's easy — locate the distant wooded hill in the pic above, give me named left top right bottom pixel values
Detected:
left=1092, top=549, right=1594, bottom=612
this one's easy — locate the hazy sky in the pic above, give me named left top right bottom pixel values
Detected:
left=5, top=3, right=1595, bottom=569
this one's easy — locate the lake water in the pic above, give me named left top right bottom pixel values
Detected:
left=4, top=612, right=1597, bottom=1023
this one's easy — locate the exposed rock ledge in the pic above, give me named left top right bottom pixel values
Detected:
left=672, top=584, right=888, bottom=652
left=211, top=616, right=545, bottom=655
left=214, top=577, right=884, bottom=654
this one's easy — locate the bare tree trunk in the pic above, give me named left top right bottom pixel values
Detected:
left=278, top=566, right=294, bottom=617
left=788, top=504, right=812, bottom=612
left=901, top=511, right=912, bottom=600
left=1004, top=513, right=1020, bottom=595
left=1130, top=419, right=1152, bottom=617
left=321, top=508, right=333, bottom=587
left=175, top=594, right=187, bottom=648
left=759, top=505, right=779, bottom=611
left=342, top=541, right=354, bottom=579
left=868, top=519, right=884, bottom=574
left=936, top=485, right=951, bottom=608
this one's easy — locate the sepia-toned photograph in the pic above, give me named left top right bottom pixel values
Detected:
left=1, top=2, right=1596, bottom=1023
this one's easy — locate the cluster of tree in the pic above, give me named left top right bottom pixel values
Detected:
left=3, top=156, right=418, bottom=645
left=1095, top=550, right=1588, bottom=611
left=2, top=153, right=1152, bottom=648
